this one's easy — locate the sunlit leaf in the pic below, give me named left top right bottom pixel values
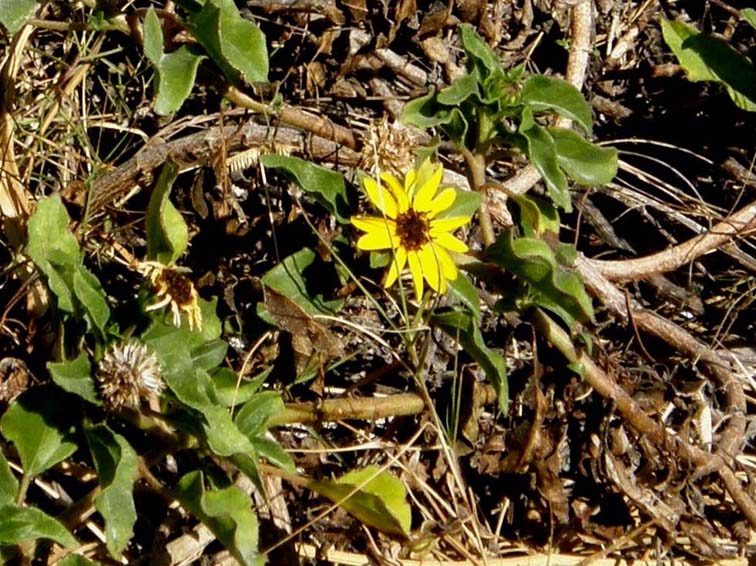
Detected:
left=143, top=8, right=204, bottom=115
left=521, top=124, right=571, bottom=211
left=260, top=155, right=350, bottom=222
left=661, top=18, right=756, bottom=112
left=512, top=194, right=560, bottom=238
left=176, top=471, right=263, bottom=566
left=48, top=354, right=101, bottom=405
left=73, top=266, right=111, bottom=336
left=487, top=231, right=594, bottom=325
left=191, top=339, right=228, bottom=372
left=0, top=505, right=77, bottom=547
left=309, top=466, right=411, bottom=537
left=549, top=128, right=618, bottom=186
left=742, top=8, right=756, bottom=30
left=522, top=75, right=593, bottom=133
left=0, top=0, right=37, bottom=33
left=448, top=274, right=481, bottom=321
left=86, top=425, right=138, bottom=559
left=0, top=388, right=77, bottom=479
left=186, top=0, right=268, bottom=85
left=0, top=450, right=18, bottom=506
left=146, top=160, right=189, bottom=265
left=258, top=248, right=343, bottom=323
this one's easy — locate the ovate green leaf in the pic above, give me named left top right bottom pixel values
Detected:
left=0, top=450, right=18, bottom=506
left=176, top=471, right=263, bottom=566
left=309, top=466, right=411, bottom=536
left=73, top=266, right=111, bottom=336
left=661, top=18, right=756, bottom=112
left=0, top=0, right=37, bottom=33
left=186, top=0, right=268, bottom=85
left=522, top=75, right=593, bottom=133
left=59, top=555, right=103, bottom=566
left=521, top=124, right=571, bottom=211
left=549, top=128, right=618, bottom=186
left=742, top=8, right=756, bottom=30
left=487, top=231, right=594, bottom=324
left=0, top=505, right=77, bottom=547
left=146, top=160, right=189, bottom=264
left=48, top=354, right=101, bottom=405
left=260, top=154, right=350, bottom=222
left=144, top=6, right=204, bottom=115
left=86, top=425, right=138, bottom=559
left=0, top=388, right=77, bottom=478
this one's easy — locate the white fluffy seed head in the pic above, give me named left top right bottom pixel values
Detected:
left=96, top=341, right=163, bottom=410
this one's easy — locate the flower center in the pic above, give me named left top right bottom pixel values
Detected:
left=157, top=269, right=193, bottom=306
left=395, top=209, right=430, bottom=251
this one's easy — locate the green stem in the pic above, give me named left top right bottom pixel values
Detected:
left=15, top=473, right=31, bottom=506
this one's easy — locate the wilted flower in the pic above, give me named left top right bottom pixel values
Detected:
left=96, top=341, right=163, bottom=410
left=351, top=159, right=472, bottom=299
left=138, top=261, right=202, bottom=331
left=360, top=118, right=419, bottom=178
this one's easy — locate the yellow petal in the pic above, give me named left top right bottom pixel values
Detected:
left=433, top=243, right=458, bottom=281
left=426, top=187, right=456, bottom=218
left=412, top=163, right=444, bottom=212
left=418, top=245, right=445, bottom=293
left=407, top=251, right=424, bottom=300
left=352, top=217, right=398, bottom=250
left=404, top=169, right=417, bottom=195
left=363, top=176, right=398, bottom=218
left=429, top=216, right=470, bottom=234
left=380, top=172, right=410, bottom=213
left=384, top=247, right=407, bottom=288
left=432, top=231, right=468, bottom=253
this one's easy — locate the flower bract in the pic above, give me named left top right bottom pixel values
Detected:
left=351, top=159, right=472, bottom=299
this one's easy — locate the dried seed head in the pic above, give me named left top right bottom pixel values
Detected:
left=96, top=341, right=163, bottom=410
left=361, top=118, right=419, bottom=178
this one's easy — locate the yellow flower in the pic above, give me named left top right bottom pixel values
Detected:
left=351, top=159, right=472, bottom=299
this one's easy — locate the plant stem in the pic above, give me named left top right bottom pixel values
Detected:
left=460, top=148, right=496, bottom=246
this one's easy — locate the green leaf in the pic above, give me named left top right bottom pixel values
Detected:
left=0, top=450, right=18, bottom=506
left=661, top=18, right=756, bottom=112
left=432, top=307, right=508, bottom=413
left=0, top=0, right=37, bottom=33
left=437, top=72, right=481, bottom=106
left=435, top=187, right=480, bottom=220
left=459, top=24, right=503, bottom=79
left=176, top=471, right=263, bottom=566
left=146, top=160, right=189, bottom=264
left=191, top=339, right=228, bottom=372
left=308, top=466, right=411, bottom=537
left=0, top=505, right=77, bottom=547
left=144, top=8, right=205, bottom=115
left=486, top=231, right=594, bottom=324
left=48, top=354, right=101, bottom=405
left=521, top=124, right=571, bottom=211
left=25, top=195, right=81, bottom=312
left=59, top=555, right=103, bottom=566
left=86, top=425, right=138, bottom=559
left=234, top=391, right=285, bottom=438
left=401, top=89, right=470, bottom=145
left=73, top=266, right=111, bottom=336
left=448, top=274, right=481, bottom=321
left=249, top=435, right=295, bottom=472
left=212, top=366, right=271, bottom=407
left=0, top=388, right=77, bottom=479
left=522, top=75, right=593, bottom=133
left=260, top=155, right=350, bottom=222
left=742, top=8, right=756, bottom=30
left=26, top=195, right=80, bottom=266
left=198, top=297, right=222, bottom=342
left=259, top=248, right=343, bottom=323
left=146, top=330, right=254, bottom=457
left=186, top=0, right=268, bottom=85
left=549, top=128, right=618, bottom=186
left=512, top=194, right=560, bottom=237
